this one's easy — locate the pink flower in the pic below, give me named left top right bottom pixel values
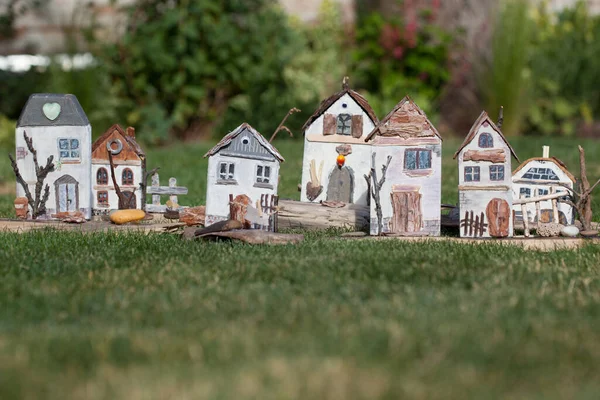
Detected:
left=393, top=46, right=405, bottom=60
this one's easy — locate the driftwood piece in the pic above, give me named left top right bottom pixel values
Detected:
left=108, top=151, right=136, bottom=209
left=269, top=108, right=301, bottom=143
left=306, top=159, right=324, bottom=201
left=179, top=206, right=206, bottom=226
left=195, top=219, right=243, bottom=236
left=278, top=199, right=369, bottom=230
left=8, top=131, right=55, bottom=219
left=196, top=230, right=304, bottom=245
left=463, top=149, right=506, bottom=163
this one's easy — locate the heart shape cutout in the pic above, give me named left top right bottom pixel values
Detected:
left=42, top=102, right=61, bottom=121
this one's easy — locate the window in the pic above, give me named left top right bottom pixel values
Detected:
left=478, top=133, right=493, bottom=148
left=122, top=168, right=134, bottom=185
left=464, top=166, right=480, bottom=182
left=219, top=162, right=235, bottom=182
left=241, top=136, right=250, bottom=145
left=520, top=188, right=531, bottom=198
left=96, top=168, right=108, bottom=185
left=256, top=165, right=271, bottom=184
left=405, top=149, right=432, bottom=170
left=522, top=167, right=560, bottom=181
left=58, top=138, right=80, bottom=160
left=337, top=114, right=352, bottom=135
left=489, top=165, right=505, bottom=181
left=97, top=191, right=108, bottom=206
left=537, top=188, right=549, bottom=196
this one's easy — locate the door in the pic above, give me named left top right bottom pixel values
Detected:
left=390, top=190, right=422, bottom=233
left=55, top=175, right=79, bottom=213
left=486, top=198, right=510, bottom=237
left=326, top=167, right=353, bottom=203
left=121, top=191, right=137, bottom=209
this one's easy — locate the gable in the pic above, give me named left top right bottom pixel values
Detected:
left=513, top=158, right=575, bottom=183
left=17, top=93, right=89, bottom=127
left=454, top=111, right=518, bottom=161
left=92, top=125, right=142, bottom=164
left=217, top=127, right=276, bottom=161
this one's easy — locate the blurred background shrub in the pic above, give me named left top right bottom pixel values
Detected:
left=0, top=0, right=599, bottom=144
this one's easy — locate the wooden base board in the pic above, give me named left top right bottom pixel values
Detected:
left=0, top=219, right=175, bottom=234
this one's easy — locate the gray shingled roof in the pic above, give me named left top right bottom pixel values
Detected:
left=17, top=93, right=90, bottom=127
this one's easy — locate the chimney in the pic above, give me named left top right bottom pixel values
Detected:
left=543, top=146, right=550, bottom=158
left=126, top=127, right=136, bottom=138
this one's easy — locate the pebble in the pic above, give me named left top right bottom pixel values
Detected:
left=110, top=209, right=146, bottom=225
left=560, top=225, right=580, bottom=237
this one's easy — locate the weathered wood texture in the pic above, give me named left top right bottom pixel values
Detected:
left=229, top=194, right=251, bottom=228
left=390, top=190, right=422, bottom=233
left=351, top=115, right=363, bottom=138
left=486, top=198, right=510, bottom=237
left=323, top=114, right=336, bottom=135
left=463, top=149, right=506, bottom=163
left=277, top=200, right=370, bottom=230
left=196, top=230, right=304, bottom=245
left=146, top=174, right=188, bottom=213
left=327, top=166, right=353, bottom=203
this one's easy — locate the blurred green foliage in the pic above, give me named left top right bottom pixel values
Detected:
left=352, top=8, right=453, bottom=118
left=524, top=0, right=600, bottom=136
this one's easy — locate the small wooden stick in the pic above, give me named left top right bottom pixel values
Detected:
left=269, top=108, right=301, bottom=143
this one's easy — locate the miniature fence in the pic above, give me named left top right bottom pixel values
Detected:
left=229, top=194, right=279, bottom=231
left=146, top=173, right=188, bottom=213
left=514, top=188, right=568, bottom=237
left=461, top=211, right=488, bottom=237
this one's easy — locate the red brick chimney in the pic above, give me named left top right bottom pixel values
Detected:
left=126, top=127, right=136, bottom=138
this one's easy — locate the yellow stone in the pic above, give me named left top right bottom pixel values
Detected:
left=110, top=209, right=146, bottom=225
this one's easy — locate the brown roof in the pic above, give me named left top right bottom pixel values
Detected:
left=92, top=124, right=145, bottom=160
left=365, top=95, right=441, bottom=142
left=204, top=122, right=285, bottom=162
left=453, top=111, right=519, bottom=161
left=302, top=87, right=378, bottom=132
left=513, top=157, right=576, bottom=182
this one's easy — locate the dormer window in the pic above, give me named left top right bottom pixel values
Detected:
left=479, top=133, right=493, bottom=148
left=337, top=114, right=352, bottom=135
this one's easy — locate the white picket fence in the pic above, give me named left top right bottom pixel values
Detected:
left=146, top=173, right=188, bottom=213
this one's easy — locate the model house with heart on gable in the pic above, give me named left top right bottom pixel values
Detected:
left=365, top=96, right=443, bottom=236
left=14, top=93, right=92, bottom=219
left=300, top=79, right=379, bottom=205
left=91, top=124, right=146, bottom=214
left=204, top=122, right=284, bottom=230
left=454, top=111, right=519, bottom=238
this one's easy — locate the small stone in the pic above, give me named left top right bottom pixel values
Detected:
left=164, top=209, right=180, bottom=220
left=341, top=231, right=368, bottom=238
left=580, top=230, right=598, bottom=238
left=110, top=209, right=146, bottom=225
left=14, top=197, right=29, bottom=219
left=195, top=219, right=243, bottom=236
left=561, top=225, right=580, bottom=237
left=180, top=206, right=206, bottom=226
left=166, top=199, right=179, bottom=210
left=537, top=223, right=562, bottom=237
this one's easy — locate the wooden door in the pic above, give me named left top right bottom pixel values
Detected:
left=326, top=167, right=353, bottom=203
left=390, top=191, right=422, bottom=233
left=121, top=191, right=136, bottom=209
left=486, top=198, right=510, bottom=237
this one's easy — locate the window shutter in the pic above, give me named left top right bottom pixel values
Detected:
left=323, top=114, right=336, bottom=135
left=351, top=115, right=363, bottom=138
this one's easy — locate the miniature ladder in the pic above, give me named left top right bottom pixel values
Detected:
left=146, top=173, right=188, bottom=213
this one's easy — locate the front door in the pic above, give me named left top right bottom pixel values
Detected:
left=121, top=191, right=137, bottom=209
left=55, top=175, right=79, bottom=213
left=326, top=167, right=353, bottom=203
left=486, top=198, right=510, bottom=237
left=390, top=190, right=422, bottom=233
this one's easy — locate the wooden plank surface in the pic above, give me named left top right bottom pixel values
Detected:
left=278, top=199, right=370, bottom=230
left=0, top=219, right=174, bottom=234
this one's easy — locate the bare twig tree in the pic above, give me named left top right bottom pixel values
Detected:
left=364, top=153, right=392, bottom=235
left=108, top=151, right=136, bottom=209
left=8, top=131, right=55, bottom=219
left=559, top=146, right=600, bottom=232
left=269, top=108, right=301, bottom=143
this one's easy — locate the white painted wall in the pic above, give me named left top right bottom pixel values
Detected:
left=301, top=93, right=377, bottom=205
left=91, top=163, right=142, bottom=212
left=459, top=190, right=513, bottom=238
left=205, top=153, right=280, bottom=225
left=512, top=160, right=575, bottom=224
left=369, top=144, right=442, bottom=235
left=15, top=125, right=92, bottom=219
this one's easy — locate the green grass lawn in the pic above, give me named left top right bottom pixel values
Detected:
left=1, top=137, right=600, bottom=399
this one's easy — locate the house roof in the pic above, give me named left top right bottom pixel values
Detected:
left=204, top=123, right=285, bottom=162
left=513, top=157, right=576, bottom=182
left=365, top=95, right=441, bottom=142
left=453, top=111, right=519, bottom=161
left=92, top=124, right=145, bottom=157
left=302, top=86, right=378, bottom=132
left=17, top=93, right=89, bottom=127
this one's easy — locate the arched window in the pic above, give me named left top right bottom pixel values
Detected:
left=122, top=168, right=134, bottom=185
left=96, top=168, right=108, bottom=185
left=337, top=114, right=352, bottom=135
left=478, top=133, right=493, bottom=148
